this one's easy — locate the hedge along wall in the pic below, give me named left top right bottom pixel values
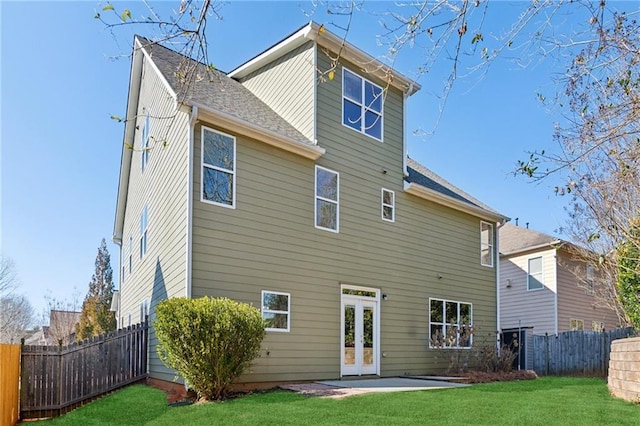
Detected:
left=608, top=336, right=640, bottom=403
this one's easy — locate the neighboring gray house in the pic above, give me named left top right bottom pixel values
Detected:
left=112, top=22, right=507, bottom=388
left=499, top=223, right=622, bottom=368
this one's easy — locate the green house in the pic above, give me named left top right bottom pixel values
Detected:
left=112, top=22, right=507, bottom=388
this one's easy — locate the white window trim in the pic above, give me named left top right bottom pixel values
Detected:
left=141, top=113, right=150, bottom=171
left=261, top=290, right=290, bottom=332
left=342, top=67, right=384, bottom=142
left=428, top=297, right=473, bottom=349
left=381, top=188, right=395, bottom=222
left=527, top=256, right=544, bottom=291
left=200, top=126, right=237, bottom=209
left=480, top=221, right=494, bottom=267
left=314, top=165, right=339, bottom=233
left=140, top=206, right=148, bottom=259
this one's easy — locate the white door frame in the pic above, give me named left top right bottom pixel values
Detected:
left=340, top=285, right=380, bottom=376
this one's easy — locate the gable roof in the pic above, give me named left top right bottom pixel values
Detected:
left=405, top=157, right=507, bottom=222
left=137, top=36, right=314, bottom=147
left=229, top=21, right=421, bottom=96
left=499, top=223, right=562, bottom=256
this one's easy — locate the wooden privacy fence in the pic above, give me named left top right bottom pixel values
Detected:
left=532, top=327, right=636, bottom=376
left=20, top=319, right=148, bottom=420
left=1, top=344, right=21, bottom=426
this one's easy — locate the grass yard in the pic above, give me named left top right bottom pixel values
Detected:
left=37, top=377, right=638, bottom=425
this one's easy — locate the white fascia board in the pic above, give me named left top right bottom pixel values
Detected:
left=137, top=39, right=176, bottom=105
left=404, top=181, right=506, bottom=223
left=193, top=102, right=325, bottom=160
left=113, top=41, right=144, bottom=245
left=228, top=25, right=312, bottom=79
left=229, top=22, right=420, bottom=96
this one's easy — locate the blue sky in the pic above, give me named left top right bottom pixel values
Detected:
left=2, top=1, right=627, bottom=317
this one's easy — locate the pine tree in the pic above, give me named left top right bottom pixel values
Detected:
left=76, top=238, right=116, bottom=340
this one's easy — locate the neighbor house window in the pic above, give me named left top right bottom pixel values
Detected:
left=315, top=166, right=339, bottom=232
left=141, top=113, right=150, bottom=171
left=570, top=319, right=584, bottom=331
left=429, top=298, right=473, bottom=348
left=586, top=264, right=595, bottom=296
left=527, top=256, right=544, bottom=290
left=342, top=68, right=383, bottom=140
left=381, top=188, right=395, bottom=222
left=262, top=291, right=290, bottom=332
left=202, top=127, right=235, bottom=208
left=592, top=321, right=604, bottom=332
left=480, top=221, right=494, bottom=267
left=128, top=235, right=133, bottom=273
left=139, top=206, right=148, bottom=259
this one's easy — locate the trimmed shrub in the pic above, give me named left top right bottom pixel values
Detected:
left=154, top=297, right=265, bottom=400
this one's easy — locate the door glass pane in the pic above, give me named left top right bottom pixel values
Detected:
left=363, top=306, right=374, bottom=367
left=344, top=304, right=355, bottom=365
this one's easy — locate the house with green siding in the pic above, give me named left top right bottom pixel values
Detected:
left=112, top=22, right=508, bottom=389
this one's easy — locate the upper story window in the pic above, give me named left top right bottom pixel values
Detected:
left=202, top=127, right=236, bottom=208
left=381, top=188, right=395, bottom=222
left=315, top=166, right=339, bottom=232
left=262, top=290, right=290, bottom=332
left=570, top=319, right=584, bottom=331
left=586, top=264, right=595, bottom=295
left=342, top=68, right=383, bottom=140
left=429, top=298, right=473, bottom=349
left=141, top=113, right=150, bottom=171
left=528, top=256, right=544, bottom=291
left=480, top=221, right=494, bottom=267
left=139, top=206, right=148, bottom=259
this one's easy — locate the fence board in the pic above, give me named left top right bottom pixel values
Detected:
left=1, top=345, right=21, bottom=426
left=533, top=327, right=636, bottom=376
left=20, top=319, right=148, bottom=420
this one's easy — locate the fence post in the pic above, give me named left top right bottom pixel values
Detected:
left=544, top=332, right=549, bottom=375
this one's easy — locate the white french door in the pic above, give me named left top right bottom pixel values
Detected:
left=341, top=287, right=379, bottom=376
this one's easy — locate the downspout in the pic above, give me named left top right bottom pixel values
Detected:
left=554, top=247, right=558, bottom=335
left=402, top=84, right=414, bottom=177
left=496, top=219, right=508, bottom=349
left=186, top=105, right=197, bottom=299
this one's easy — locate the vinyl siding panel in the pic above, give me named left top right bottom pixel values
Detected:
left=189, top=50, right=497, bottom=383
left=239, top=42, right=315, bottom=141
left=118, top=56, right=190, bottom=382
left=556, top=251, right=622, bottom=332
left=500, top=248, right=557, bottom=335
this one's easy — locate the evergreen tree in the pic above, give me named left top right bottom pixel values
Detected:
left=76, top=239, right=116, bottom=340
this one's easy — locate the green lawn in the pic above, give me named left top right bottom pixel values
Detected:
left=38, top=377, right=638, bottom=425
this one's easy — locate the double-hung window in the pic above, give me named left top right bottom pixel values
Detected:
left=381, top=188, right=395, bottom=222
left=202, top=127, right=236, bottom=208
left=480, top=221, right=494, bottom=267
left=342, top=68, right=383, bottom=140
left=315, top=166, right=339, bottom=232
left=429, top=298, right=473, bottom=348
left=141, top=113, right=150, bottom=171
left=140, top=206, right=148, bottom=259
left=128, top=235, right=133, bottom=273
left=262, top=291, right=290, bottom=332
left=528, top=256, right=544, bottom=290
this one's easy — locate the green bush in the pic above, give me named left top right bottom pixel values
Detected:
left=154, top=297, right=265, bottom=400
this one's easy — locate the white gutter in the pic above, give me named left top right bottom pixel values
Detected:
left=186, top=106, right=197, bottom=299
left=404, top=181, right=506, bottom=223
left=193, top=102, right=325, bottom=160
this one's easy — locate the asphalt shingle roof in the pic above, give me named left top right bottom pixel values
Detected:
left=136, top=36, right=313, bottom=146
left=499, top=223, right=560, bottom=255
left=406, top=157, right=503, bottom=217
